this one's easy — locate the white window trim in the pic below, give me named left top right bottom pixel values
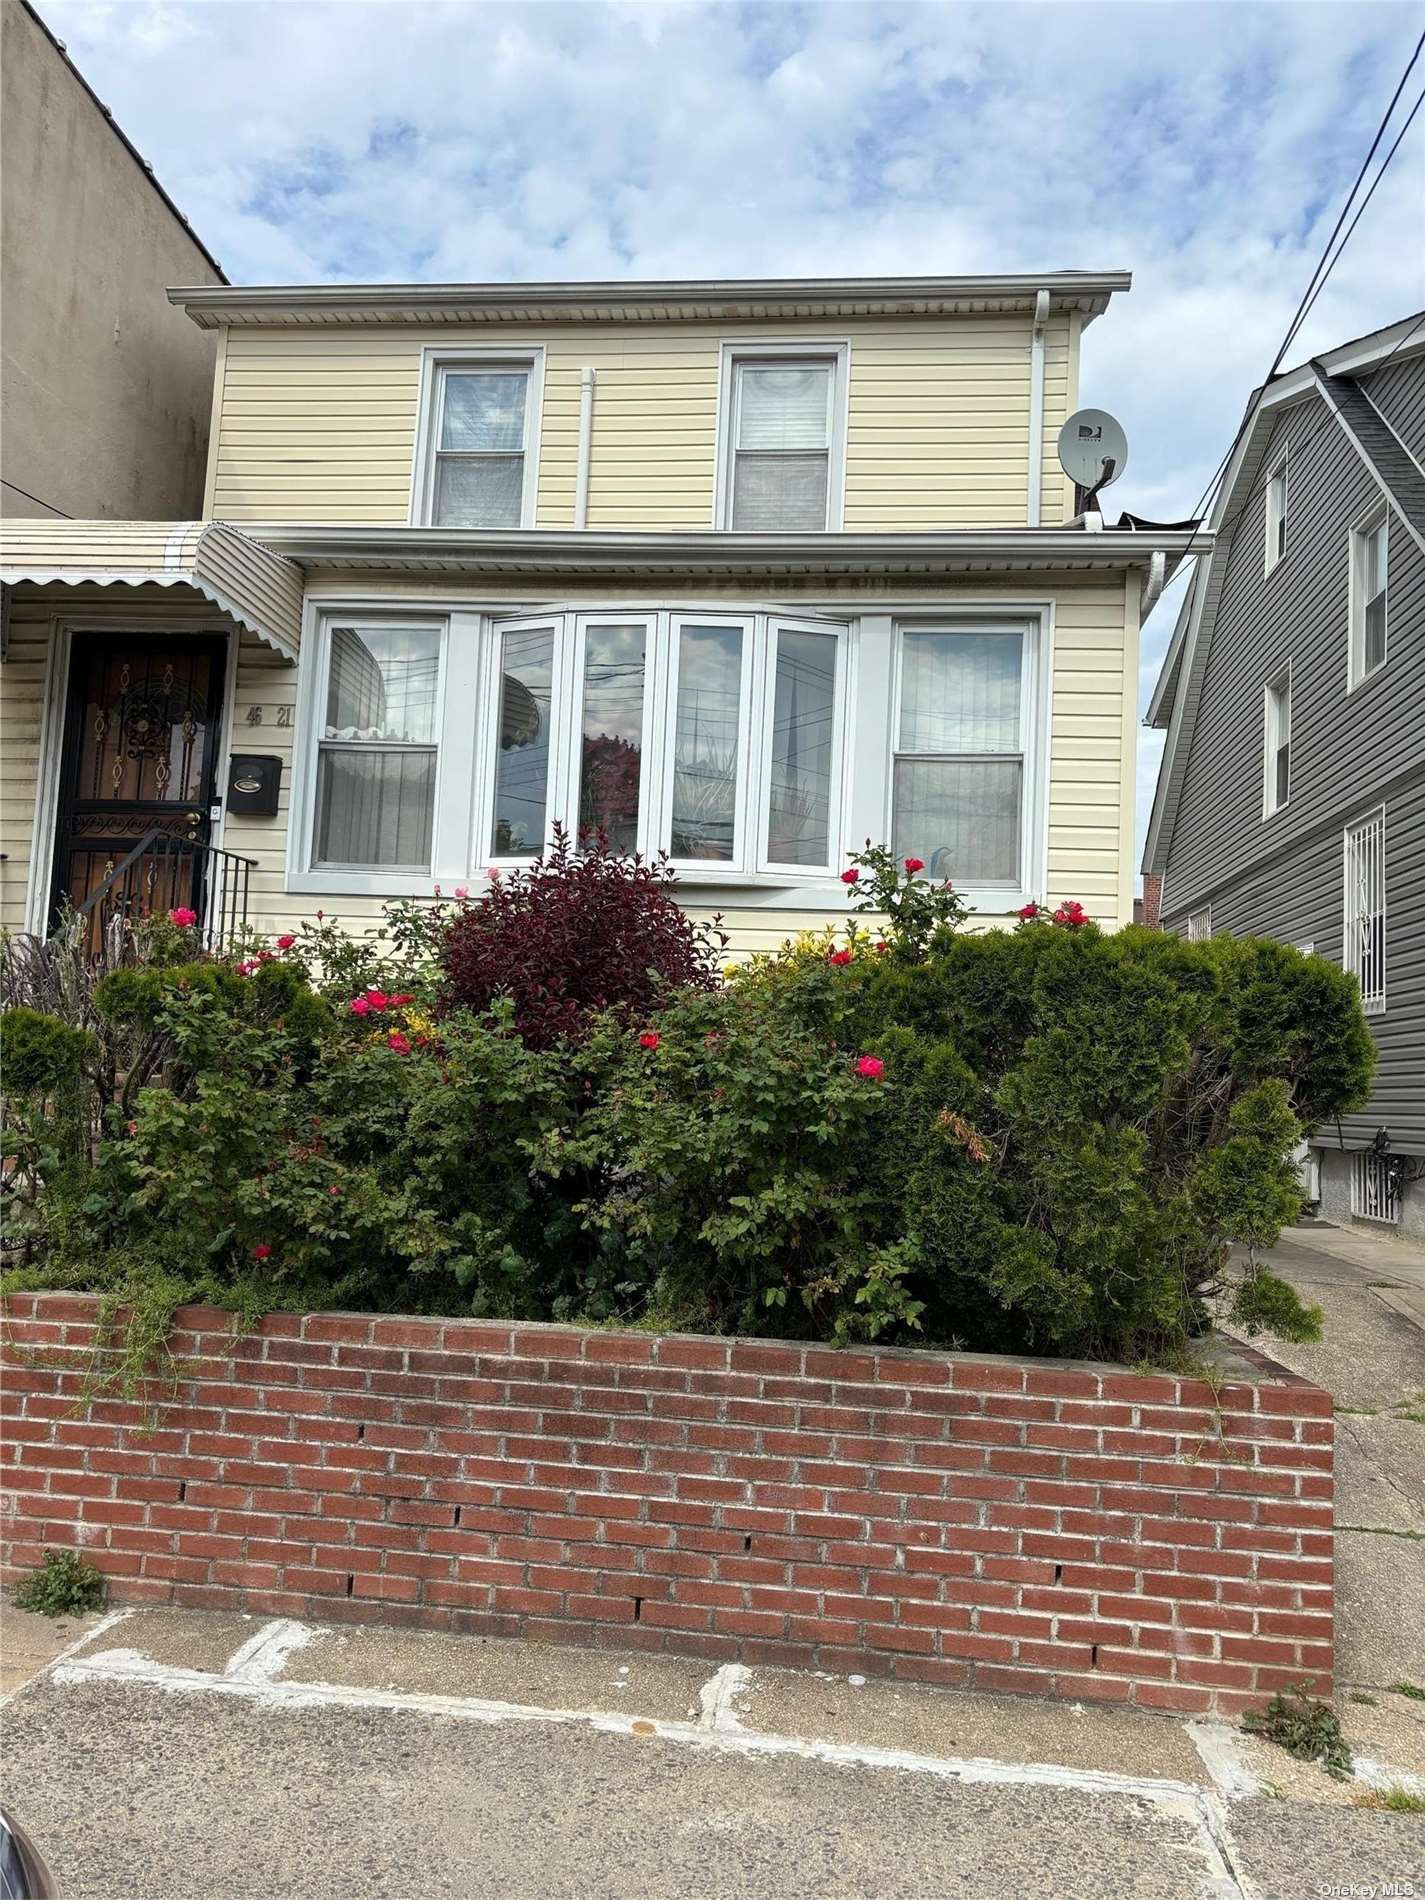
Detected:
left=1264, top=457, right=1288, bottom=576
left=1343, top=804, right=1386, bottom=1016
left=1186, top=907, right=1212, bottom=942
left=755, top=616, right=852, bottom=878
left=660, top=609, right=759, bottom=875
left=712, top=339, right=850, bottom=532
left=409, top=346, right=545, bottom=529
left=887, top=613, right=1046, bottom=902
left=284, top=595, right=1054, bottom=913
left=1347, top=504, right=1389, bottom=690
left=563, top=611, right=662, bottom=860
left=477, top=613, right=568, bottom=866
left=288, top=609, right=476, bottom=897
left=1262, top=662, right=1291, bottom=819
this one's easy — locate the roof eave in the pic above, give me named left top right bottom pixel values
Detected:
left=169, top=271, right=1133, bottom=330
left=245, top=524, right=1206, bottom=577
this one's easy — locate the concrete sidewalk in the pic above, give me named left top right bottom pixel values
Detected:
left=3, top=1604, right=1422, bottom=1900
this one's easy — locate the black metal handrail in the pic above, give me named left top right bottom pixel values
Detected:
left=75, top=827, right=258, bottom=953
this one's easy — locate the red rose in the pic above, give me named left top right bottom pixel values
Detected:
left=169, top=906, right=197, bottom=928
left=252, top=1243, right=272, bottom=1260
left=1016, top=902, right=1040, bottom=921
left=829, top=949, right=853, bottom=966
left=365, top=990, right=391, bottom=1011
left=349, top=996, right=372, bottom=1016
left=839, top=867, right=860, bottom=884
left=328, top=1184, right=342, bottom=1196
left=874, top=940, right=889, bottom=954
left=387, top=1031, right=412, bottom=1053
left=389, top=993, right=414, bottom=1007
left=276, top=933, right=296, bottom=950
left=854, top=1056, right=885, bottom=1080
left=639, top=1031, right=660, bottom=1050
left=903, top=858, right=924, bottom=876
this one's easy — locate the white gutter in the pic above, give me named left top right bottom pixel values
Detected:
left=574, top=367, right=596, bottom=530
left=1026, top=289, right=1050, bottom=528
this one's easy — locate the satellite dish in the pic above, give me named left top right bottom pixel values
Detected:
left=1058, top=409, right=1129, bottom=511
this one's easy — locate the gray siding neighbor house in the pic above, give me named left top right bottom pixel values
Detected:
left=1144, top=315, right=1425, bottom=1239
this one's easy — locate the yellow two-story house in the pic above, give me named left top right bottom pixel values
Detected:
left=0, top=272, right=1205, bottom=955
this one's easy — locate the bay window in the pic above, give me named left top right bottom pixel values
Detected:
left=292, top=603, right=1045, bottom=905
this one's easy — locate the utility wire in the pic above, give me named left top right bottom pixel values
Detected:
left=1182, top=28, right=1425, bottom=534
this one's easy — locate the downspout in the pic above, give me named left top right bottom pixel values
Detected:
left=574, top=366, right=596, bottom=529
left=1140, top=548, right=1167, bottom=619
left=1026, top=290, right=1050, bottom=528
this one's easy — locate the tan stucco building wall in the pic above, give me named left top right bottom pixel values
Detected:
left=0, top=0, right=224, bottom=520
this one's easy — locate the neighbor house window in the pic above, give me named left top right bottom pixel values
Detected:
left=313, top=622, right=442, bottom=870
left=1344, top=808, right=1386, bottom=1013
left=892, top=626, right=1026, bottom=886
left=1264, top=463, right=1287, bottom=573
left=1264, top=669, right=1291, bottom=815
left=1350, top=510, right=1388, bottom=684
left=1186, top=908, right=1211, bottom=941
left=719, top=346, right=847, bottom=531
left=415, top=352, right=542, bottom=528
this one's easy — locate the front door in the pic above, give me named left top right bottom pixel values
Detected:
left=49, top=633, right=227, bottom=939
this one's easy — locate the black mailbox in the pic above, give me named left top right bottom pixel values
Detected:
left=227, top=753, right=282, bottom=817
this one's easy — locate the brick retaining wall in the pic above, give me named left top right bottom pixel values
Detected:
left=0, top=1296, right=1334, bottom=1716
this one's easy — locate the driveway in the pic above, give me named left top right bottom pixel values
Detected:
left=3, top=1602, right=1422, bottom=1900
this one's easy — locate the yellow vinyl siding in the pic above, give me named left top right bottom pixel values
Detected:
left=208, top=316, right=1078, bottom=532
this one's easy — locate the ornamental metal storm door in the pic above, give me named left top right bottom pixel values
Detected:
left=49, top=634, right=227, bottom=942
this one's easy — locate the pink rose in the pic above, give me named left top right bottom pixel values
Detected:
left=276, top=933, right=296, bottom=950
left=854, top=1056, right=886, bottom=1080
left=169, top=906, right=197, bottom=928
left=349, top=996, right=372, bottom=1017
left=454, top=886, right=469, bottom=899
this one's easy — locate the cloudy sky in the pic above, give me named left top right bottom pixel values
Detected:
left=41, top=0, right=1425, bottom=866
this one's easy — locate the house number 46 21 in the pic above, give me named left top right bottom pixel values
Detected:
left=245, top=704, right=293, bottom=727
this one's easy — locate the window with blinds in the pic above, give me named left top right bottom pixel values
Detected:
left=415, top=353, right=541, bottom=529
left=892, top=627, right=1025, bottom=886
left=724, top=353, right=842, bottom=532
left=1344, top=808, right=1386, bottom=1014
left=313, top=623, right=442, bottom=869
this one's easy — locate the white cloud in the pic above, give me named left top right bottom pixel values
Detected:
left=37, top=0, right=1425, bottom=871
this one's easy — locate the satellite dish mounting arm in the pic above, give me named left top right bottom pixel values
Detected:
left=1075, top=456, right=1118, bottom=516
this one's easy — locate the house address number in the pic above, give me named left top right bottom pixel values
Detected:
left=244, top=704, right=294, bottom=727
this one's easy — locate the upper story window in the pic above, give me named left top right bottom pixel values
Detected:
left=1263, top=668, right=1291, bottom=816
left=1350, top=509, right=1389, bottom=686
left=412, top=350, right=543, bottom=528
left=1344, top=807, right=1386, bottom=1014
left=1264, top=462, right=1287, bottom=574
left=717, top=344, right=848, bottom=532
left=892, top=625, right=1029, bottom=887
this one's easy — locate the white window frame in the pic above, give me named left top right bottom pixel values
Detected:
left=713, top=340, right=850, bottom=532
left=1343, top=806, right=1386, bottom=1015
left=410, top=346, right=545, bottom=529
left=1348, top=506, right=1389, bottom=689
left=478, top=614, right=569, bottom=865
left=564, top=610, right=661, bottom=860
left=1186, top=908, right=1212, bottom=942
left=659, top=610, right=759, bottom=874
left=1264, top=459, right=1288, bottom=575
left=888, top=615, right=1042, bottom=898
left=289, top=611, right=468, bottom=897
left=1263, top=664, right=1291, bottom=818
left=755, top=616, right=852, bottom=878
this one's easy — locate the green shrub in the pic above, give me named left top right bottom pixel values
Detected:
left=1, top=1007, right=96, bottom=1095
left=1243, top=1684, right=1353, bottom=1779
left=13, top=1547, right=106, bottom=1617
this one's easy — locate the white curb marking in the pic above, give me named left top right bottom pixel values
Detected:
left=49, top=1628, right=1251, bottom=1900
left=1186, top=1722, right=1261, bottom=1802
left=0, top=1606, right=132, bottom=1711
